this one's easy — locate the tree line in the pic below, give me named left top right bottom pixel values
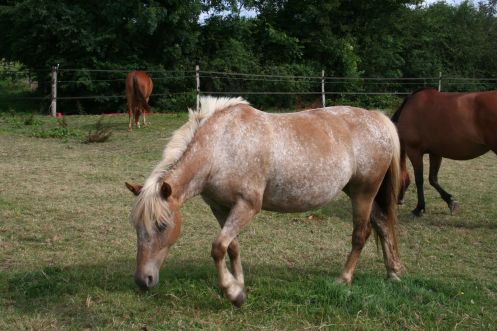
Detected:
left=1, top=0, right=496, bottom=113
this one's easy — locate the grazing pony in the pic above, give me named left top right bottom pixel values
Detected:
left=392, top=88, right=497, bottom=217
left=126, top=96, right=402, bottom=307
left=125, top=71, right=153, bottom=131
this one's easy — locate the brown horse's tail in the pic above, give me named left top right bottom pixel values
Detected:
left=371, top=112, right=401, bottom=254
left=133, top=75, right=151, bottom=112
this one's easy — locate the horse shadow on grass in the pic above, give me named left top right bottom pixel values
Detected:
left=3, top=256, right=490, bottom=329
left=396, top=206, right=497, bottom=230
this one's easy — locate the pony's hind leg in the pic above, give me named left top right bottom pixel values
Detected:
left=370, top=204, right=402, bottom=281
left=429, top=154, right=458, bottom=214
left=210, top=198, right=259, bottom=307
left=337, top=189, right=374, bottom=284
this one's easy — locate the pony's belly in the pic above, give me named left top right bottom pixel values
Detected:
left=261, top=177, right=347, bottom=212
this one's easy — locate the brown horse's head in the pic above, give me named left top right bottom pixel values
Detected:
left=125, top=181, right=181, bottom=290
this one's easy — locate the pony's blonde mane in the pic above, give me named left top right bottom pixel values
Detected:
left=131, top=96, right=249, bottom=233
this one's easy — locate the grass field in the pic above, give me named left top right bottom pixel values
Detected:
left=0, top=111, right=496, bottom=330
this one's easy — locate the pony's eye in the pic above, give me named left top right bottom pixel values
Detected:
left=155, top=222, right=167, bottom=232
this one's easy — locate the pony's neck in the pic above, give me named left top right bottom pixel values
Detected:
left=164, top=151, right=209, bottom=205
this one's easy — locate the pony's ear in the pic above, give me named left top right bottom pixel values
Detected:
left=125, top=182, right=142, bottom=196
left=160, top=182, right=172, bottom=200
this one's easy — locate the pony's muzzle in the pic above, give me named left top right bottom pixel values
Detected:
left=135, top=272, right=158, bottom=290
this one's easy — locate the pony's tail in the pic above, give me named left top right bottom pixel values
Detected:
left=133, top=75, right=151, bottom=112
left=371, top=112, right=401, bottom=254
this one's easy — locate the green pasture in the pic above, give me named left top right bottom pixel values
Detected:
left=0, top=112, right=496, bottom=330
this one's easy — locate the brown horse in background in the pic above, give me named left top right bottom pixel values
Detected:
left=126, top=96, right=402, bottom=307
left=392, top=88, right=497, bottom=217
left=125, top=71, right=153, bottom=131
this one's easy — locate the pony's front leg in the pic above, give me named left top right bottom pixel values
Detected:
left=227, top=239, right=244, bottom=286
left=208, top=201, right=245, bottom=286
left=211, top=199, right=258, bottom=307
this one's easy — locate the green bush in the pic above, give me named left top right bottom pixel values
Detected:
left=23, top=114, right=43, bottom=126
left=31, top=126, right=82, bottom=139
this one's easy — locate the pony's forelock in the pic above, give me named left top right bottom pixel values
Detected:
left=131, top=96, right=249, bottom=233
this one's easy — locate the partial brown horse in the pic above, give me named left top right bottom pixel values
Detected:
left=392, top=88, right=497, bottom=217
left=126, top=96, right=402, bottom=307
left=125, top=71, right=153, bottom=131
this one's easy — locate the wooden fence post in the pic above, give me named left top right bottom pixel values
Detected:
left=196, top=65, right=200, bottom=111
left=438, top=71, right=442, bottom=92
left=321, top=70, right=326, bottom=107
left=50, top=65, right=58, bottom=117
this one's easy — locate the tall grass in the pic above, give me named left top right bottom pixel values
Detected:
left=0, top=112, right=496, bottom=330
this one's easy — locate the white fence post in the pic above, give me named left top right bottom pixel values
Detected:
left=321, top=70, right=326, bottom=107
left=196, top=65, right=200, bottom=111
left=50, top=65, right=58, bottom=117
left=438, top=71, right=442, bottom=92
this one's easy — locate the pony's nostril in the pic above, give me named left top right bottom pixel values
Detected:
left=146, top=275, right=154, bottom=287
left=135, top=274, right=152, bottom=290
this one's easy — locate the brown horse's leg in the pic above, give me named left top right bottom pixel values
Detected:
left=407, top=149, right=425, bottom=217
left=126, top=89, right=133, bottom=131
left=134, top=107, right=141, bottom=129
left=370, top=205, right=402, bottom=281
left=143, top=97, right=150, bottom=126
left=210, top=198, right=258, bottom=307
left=127, top=103, right=133, bottom=131
left=337, top=189, right=373, bottom=284
left=398, top=145, right=411, bottom=205
left=428, top=154, right=457, bottom=214
left=208, top=202, right=244, bottom=286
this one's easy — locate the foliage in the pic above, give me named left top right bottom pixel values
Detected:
left=23, top=113, right=43, bottom=126
left=1, top=1, right=497, bottom=112
left=30, top=116, right=82, bottom=139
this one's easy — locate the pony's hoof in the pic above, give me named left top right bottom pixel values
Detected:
left=335, top=275, right=352, bottom=285
left=388, top=272, right=401, bottom=282
left=231, top=290, right=246, bottom=308
left=449, top=201, right=459, bottom=215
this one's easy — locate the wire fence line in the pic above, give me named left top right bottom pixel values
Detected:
left=2, top=65, right=497, bottom=114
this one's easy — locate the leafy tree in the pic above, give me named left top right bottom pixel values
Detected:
left=2, top=0, right=497, bottom=112
left=0, top=0, right=202, bottom=112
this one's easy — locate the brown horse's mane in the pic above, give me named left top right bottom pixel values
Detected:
left=391, top=87, right=436, bottom=123
left=131, top=96, right=249, bottom=232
